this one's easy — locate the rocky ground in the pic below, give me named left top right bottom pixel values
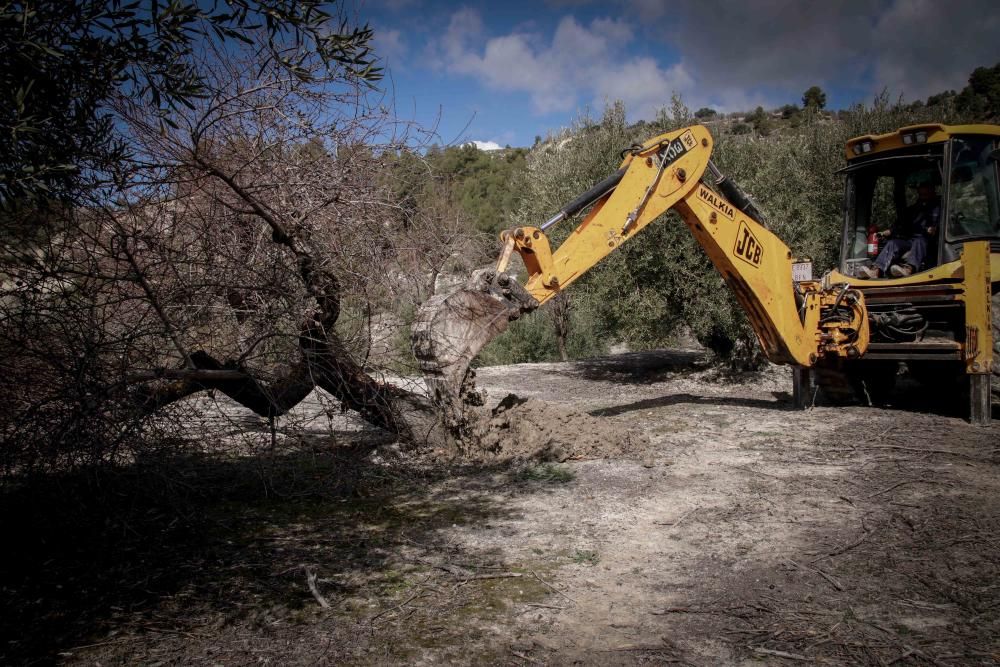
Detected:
left=2, top=350, right=998, bottom=665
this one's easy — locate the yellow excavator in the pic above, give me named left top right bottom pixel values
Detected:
left=412, top=123, right=999, bottom=426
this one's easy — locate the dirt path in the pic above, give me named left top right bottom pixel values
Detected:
left=433, top=353, right=999, bottom=665
left=6, top=351, right=998, bottom=665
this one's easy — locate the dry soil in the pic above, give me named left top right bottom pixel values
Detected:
left=5, top=349, right=998, bottom=666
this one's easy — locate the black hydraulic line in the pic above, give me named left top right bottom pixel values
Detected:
left=706, top=160, right=766, bottom=223
left=542, top=166, right=627, bottom=230
left=562, top=166, right=627, bottom=218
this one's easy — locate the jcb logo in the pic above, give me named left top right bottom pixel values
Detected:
left=734, top=222, right=763, bottom=267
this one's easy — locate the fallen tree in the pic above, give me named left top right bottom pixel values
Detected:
left=0, top=7, right=488, bottom=473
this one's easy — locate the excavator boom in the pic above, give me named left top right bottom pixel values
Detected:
left=413, top=125, right=870, bottom=412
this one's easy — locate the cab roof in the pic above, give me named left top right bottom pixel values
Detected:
left=845, top=123, right=1000, bottom=161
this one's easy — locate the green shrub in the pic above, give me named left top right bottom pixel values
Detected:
left=516, top=462, right=575, bottom=483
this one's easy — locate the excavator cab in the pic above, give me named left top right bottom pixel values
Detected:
left=824, top=124, right=1000, bottom=421
left=840, top=126, right=1000, bottom=277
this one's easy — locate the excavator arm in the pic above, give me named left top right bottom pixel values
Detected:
left=412, top=125, right=869, bottom=409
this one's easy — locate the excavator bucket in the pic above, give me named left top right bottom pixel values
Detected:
left=412, top=267, right=539, bottom=414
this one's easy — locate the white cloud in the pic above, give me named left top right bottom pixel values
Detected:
left=372, top=28, right=406, bottom=67
left=431, top=11, right=694, bottom=119
left=426, top=1, right=1000, bottom=121
left=467, top=140, right=503, bottom=150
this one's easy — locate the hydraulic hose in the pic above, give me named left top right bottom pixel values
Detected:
left=706, top=160, right=767, bottom=223
left=541, top=166, right=627, bottom=231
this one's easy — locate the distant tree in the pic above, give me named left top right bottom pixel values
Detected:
left=694, top=107, right=717, bottom=119
left=745, top=106, right=771, bottom=136
left=955, top=62, right=1000, bottom=120
left=414, top=144, right=527, bottom=235
left=802, top=86, right=827, bottom=110
left=780, top=104, right=801, bottom=119
left=730, top=123, right=752, bottom=135
left=655, top=93, right=691, bottom=129
left=927, top=90, right=957, bottom=107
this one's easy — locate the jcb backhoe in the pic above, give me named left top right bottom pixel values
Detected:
left=412, top=123, right=1000, bottom=426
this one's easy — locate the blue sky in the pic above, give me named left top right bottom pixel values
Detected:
left=362, top=0, right=1000, bottom=148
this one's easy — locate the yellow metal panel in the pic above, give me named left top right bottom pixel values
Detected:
left=675, top=189, right=816, bottom=365
left=827, top=257, right=964, bottom=287
left=961, top=240, right=994, bottom=375
left=845, top=123, right=1000, bottom=161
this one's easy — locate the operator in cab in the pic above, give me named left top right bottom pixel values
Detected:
left=858, top=180, right=941, bottom=279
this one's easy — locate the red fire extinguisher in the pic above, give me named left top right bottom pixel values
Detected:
left=866, top=225, right=880, bottom=257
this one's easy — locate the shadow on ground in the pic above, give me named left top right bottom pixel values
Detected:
left=0, top=436, right=528, bottom=664
left=565, top=350, right=708, bottom=384
left=590, top=392, right=797, bottom=417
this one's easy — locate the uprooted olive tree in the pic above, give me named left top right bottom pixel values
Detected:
left=0, top=14, right=490, bottom=474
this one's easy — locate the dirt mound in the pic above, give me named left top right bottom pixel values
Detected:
left=466, top=394, right=650, bottom=462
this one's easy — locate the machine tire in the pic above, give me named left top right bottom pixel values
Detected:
left=906, top=360, right=965, bottom=389
left=812, top=366, right=856, bottom=405
left=814, top=361, right=898, bottom=406
left=849, top=361, right=899, bottom=406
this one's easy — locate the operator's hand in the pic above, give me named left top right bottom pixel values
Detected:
left=878, top=229, right=891, bottom=239
left=926, top=225, right=937, bottom=235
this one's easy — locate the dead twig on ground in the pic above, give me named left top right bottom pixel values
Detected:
left=868, top=477, right=951, bottom=499
left=303, top=565, right=331, bottom=609
left=522, top=602, right=566, bottom=610
left=655, top=506, right=700, bottom=528
left=810, top=523, right=870, bottom=564
left=651, top=607, right=717, bottom=615
left=65, top=637, right=132, bottom=652
left=787, top=559, right=844, bottom=592
left=511, top=650, right=542, bottom=664
left=460, top=572, right=524, bottom=581
left=751, top=647, right=809, bottom=661
left=139, top=625, right=211, bottom=639
left=530, top=569, right=576, bottom=604
left=726, top=465, right=784, bottom=479
left=866, top=444, right=977, bottom=459
left=368, top=590, right=429, bottom=625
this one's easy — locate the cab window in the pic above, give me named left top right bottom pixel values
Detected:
left=947, top=136, right=1000, bottom=240
left=841, top=155, right=942, bottom=275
